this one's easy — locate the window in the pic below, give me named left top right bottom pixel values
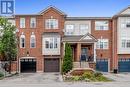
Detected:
left=80, top=24, right=89, bottom=34
left=45, top=37, right=58, bottom=49
left=95, top=21, right=108, bottom=30
left=20, top=33, right=25, bottom=48
left=45, top=41, right=49, bottom=48
left=54, top=38, right=58, bottom=48
left=121, top=39, right=130, bottom=48
left=30, top=17, right=36, bottom=28
left=30, top=32, right=36, bottom=48
left=65, top=24, right=74, bottom=35
left=45, top=19, right=58, bottom=29
left=121, top=18, right=130, bottom=29
left=97, top=39, right=109, bottom=49
left=20, top=18, right=25, bottom=28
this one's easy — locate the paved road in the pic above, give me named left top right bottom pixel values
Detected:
left=0, top=73, right=130, bottom=87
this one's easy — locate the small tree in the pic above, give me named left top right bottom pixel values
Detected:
left=62, top=43, right=73, bottom=74
left=0, top=17, right=17, bottom=74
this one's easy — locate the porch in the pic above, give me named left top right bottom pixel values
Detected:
left=62, top=33, right=97, bottom=69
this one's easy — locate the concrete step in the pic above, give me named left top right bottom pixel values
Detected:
left=73, top=62, right=89, bottom=68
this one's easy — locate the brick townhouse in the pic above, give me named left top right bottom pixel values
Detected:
left=5, top=6, right=130, bottom=73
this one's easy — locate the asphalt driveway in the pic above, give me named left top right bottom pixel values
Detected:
left=103, top=72, right=130, bottom=82
left=0, top=73, right=130, bottom=87
left=0, top=73, right=63, bottom=84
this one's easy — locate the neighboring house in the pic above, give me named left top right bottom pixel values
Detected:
left=6, top=6, right=130, bottom=73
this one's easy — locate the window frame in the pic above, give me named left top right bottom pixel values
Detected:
left=30, top=17, right=36, bottom=28
left=20, top=18, right=25, bottom=28
left=96, top=39, right=109, bottom=49
left=44, top=37, right=58, bottom=49
left=30, top=33, right=36, bottom=48
left=79, top=24, right=89, bottom=34
left=20, top=34, right=25, bottom=48
left=65, top=24, right=74, bottom=35
left=95, top=21, right=109, bottom=30
left=45, top=19, right=58, bottom=29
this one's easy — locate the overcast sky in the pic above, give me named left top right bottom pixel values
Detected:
left=15, top=0, right=130, bottom=17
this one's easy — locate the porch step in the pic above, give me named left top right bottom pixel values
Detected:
left=73, top=62, right=89, bottom=68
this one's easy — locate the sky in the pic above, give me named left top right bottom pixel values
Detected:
left=15, top=0, right=130, bottom=17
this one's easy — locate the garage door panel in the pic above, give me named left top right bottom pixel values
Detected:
left=21, top=59, right=36, bottom=73
left=44, top=59, right=59, bottom=72
left=118, top=59, right=130, bottom=72
left=96, top=59, right=108, bottom=72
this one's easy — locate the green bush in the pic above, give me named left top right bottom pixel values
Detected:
left=94, top=72, right=103, bottom=77
left=0, top=72, right=4, bottom=77
left=82, top=72, right=94, bottom=79
left=72, top=76, right=80, bottom=81
left=62, top=43, right=73, bottom=74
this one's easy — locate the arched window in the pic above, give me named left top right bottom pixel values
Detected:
left=20, top=32, right=25, bottom=48
left=30, top=32, right=36, bottom=48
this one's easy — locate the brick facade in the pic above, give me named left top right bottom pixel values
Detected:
left=7, top=6, right=130, bottom=73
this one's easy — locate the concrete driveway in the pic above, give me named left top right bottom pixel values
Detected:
left=0, top=73, right=130, bottom=87
left=103, top=72, right=130, bottom=82
left=0, top=73, right=63, bottom=84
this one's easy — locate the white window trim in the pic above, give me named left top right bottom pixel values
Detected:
left=20, top=33, right=25, bottom=48
left=97, top=39, right=109, bottom=49
left=30, top=17, right=36, bottom=28
left=65, top=24, right=74, bottom=35
left=20, top=18, right=25, bottom=28
left=45, top=19, right=58, bottom=29
left=30, top=33, right=36, bottom=48
left=45, top=37, right=58, bottom=49
left=121, top=37, right=130, bottom=48
left=95, top=21, right=108, bottom=30
left=79, top=24, right=89, bottom=35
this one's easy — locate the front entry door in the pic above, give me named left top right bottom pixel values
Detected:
left=81, top=48, right=88, bottom=61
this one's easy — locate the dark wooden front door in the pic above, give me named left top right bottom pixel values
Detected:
left=44, top=58, right=59, bottom=72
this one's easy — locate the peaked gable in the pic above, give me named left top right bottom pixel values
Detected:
left=116, top=6, right=130, bottom=15
left=38, top=6, right=66, bottom=16
left=79, top=33, right=97, bottom=42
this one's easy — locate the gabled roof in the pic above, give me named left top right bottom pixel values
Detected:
left=79, top=33, right=97, bottom=42
left=113, top=6, right=130, bottom=17
left=38, top=5, right=67, bottom=16
left=62, top=33, right=97, bottom=43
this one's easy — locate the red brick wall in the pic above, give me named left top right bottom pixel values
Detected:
left=15, top=7, right=65, bottom=72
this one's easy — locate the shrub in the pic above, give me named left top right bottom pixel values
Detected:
left=0, top=72, right=4, bottom=77
left=62, top=43, right=73, bottom=74
left=82, top=72, right=94, bottom=79
left=94, top=72, right=103, bottom=77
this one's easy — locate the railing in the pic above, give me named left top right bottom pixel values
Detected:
left=80, top=54, right=94, bottom=62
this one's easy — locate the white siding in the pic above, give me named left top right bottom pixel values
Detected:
left=42, top=34, right=60, bottom=55
left=117, top=17, right=130, bottom=54
left=121, top=8, right=130, bottom=15
left=64, top=20, right=91, bottom=35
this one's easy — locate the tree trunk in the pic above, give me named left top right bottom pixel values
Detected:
left=9, top=60, right=11, bottom=74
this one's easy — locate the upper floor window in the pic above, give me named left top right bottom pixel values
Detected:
left=96, top=39, right=109, bottom=49
left=65, top=24, right=74, bottom=35
left=30, top=32, right=36, bottom=48
left=45, top=19, right=58, bottom=29
left=20, top=18, right=25, bottom=28
left=121, top=18, right=130, bottom=29
left=95, top=21, right=108, bottom=30
left=121, top=39, right=130, bottom=48
left=45, top=37, right=58, bottom=49
left=20, top=32, right=25, bottom=48
left=80, top=24, right=89, bottom=34
left=30, top=17, right=36, bottom=28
